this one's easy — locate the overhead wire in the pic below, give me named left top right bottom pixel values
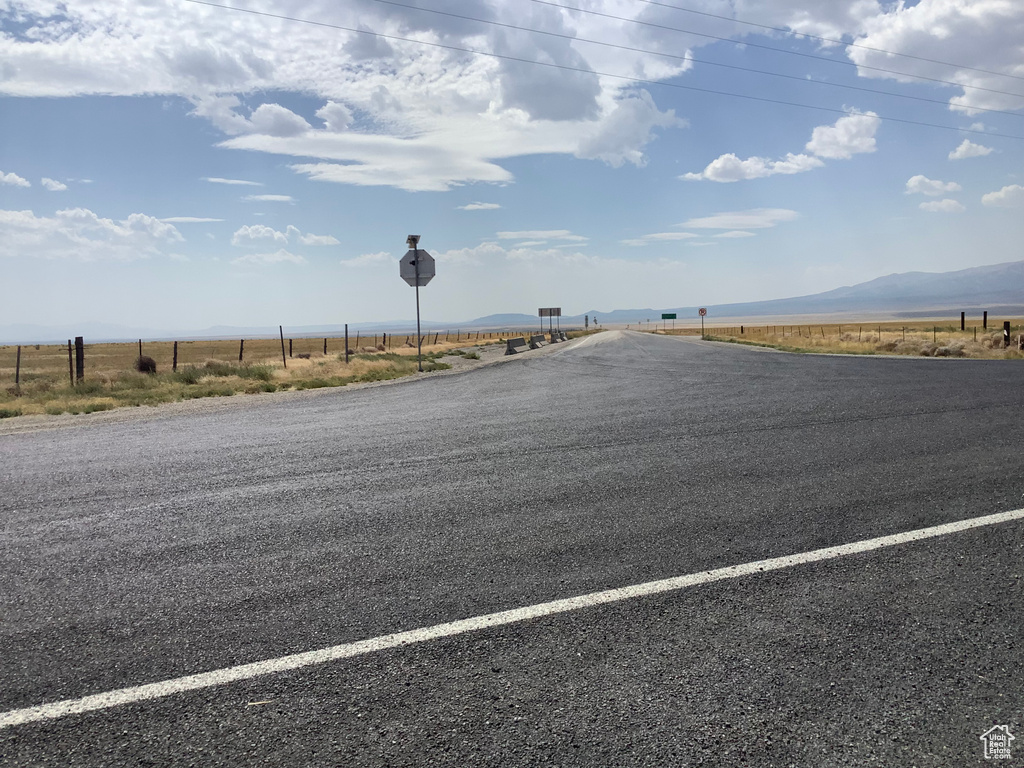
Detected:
left=529, top=0, right=1024, bottom=100
left=630, top=0, right=1024, bottom=83
left=179, top=0, right=1024, bottom=140
left=373, top=0, right=1024, bottom=119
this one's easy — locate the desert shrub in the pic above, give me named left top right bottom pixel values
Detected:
left=919, top=343, right=939, bottom=357
left=175, top=366, right=203, bottom=385
left=73, top=381, right=104, bottom=395
left=935, top=342, right=966, bottom=358
left=202, top=360, right=235, bottom=377
left=180, top=385, right=233, bottom=400
left=135, top=355, right=157, bottom=374
left=0, top=407, right=21, bottom=419
left=463, top=352, right=480, bottom=360
left=244, top=381, right=278, bottom=394
left=237, top=365, right=274, bottom=382
left=296, top=353, right=311, bottom=359
left=875, top=340, right=898, bottom=352
left=45, top=405, right=65, bottom=415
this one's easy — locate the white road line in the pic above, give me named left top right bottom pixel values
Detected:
left=3, top=507, right=1023, bottom=730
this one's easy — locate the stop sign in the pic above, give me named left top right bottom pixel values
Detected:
left=399, top=249, right=435, bottom=287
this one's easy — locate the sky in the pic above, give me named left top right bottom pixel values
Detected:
left=1, top=0, right=1022, bottom=332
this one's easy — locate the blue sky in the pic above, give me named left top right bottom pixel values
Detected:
left=1, top=0, right=1022, bottom=332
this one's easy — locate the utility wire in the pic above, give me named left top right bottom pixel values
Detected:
left=631, top=0, right=1024, bottom=83
left=529, top=0, right=1024, bottom=100
left=374, top=0, right=1023, bottom=118
left=179, top=0, right=1024, bottom=140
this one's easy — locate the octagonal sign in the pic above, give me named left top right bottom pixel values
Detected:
left=400, top=249, right=435, bottom=287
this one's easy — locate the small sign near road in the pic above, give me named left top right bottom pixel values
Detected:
left=661, top=313, right=676, bottom=320
left=698, top=307, right=707, bottom=316
left=539, top=308, right=561, bottom=317
left=399, top=249, right=435, bottom=287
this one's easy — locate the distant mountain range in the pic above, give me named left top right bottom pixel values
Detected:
left=2, top=260, right=1021, bottom=343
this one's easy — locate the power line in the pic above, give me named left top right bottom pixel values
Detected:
left=373, top=0, right=1023, bottom=119
left=529, top=0, right=1024, bottom=100
left=179, top=0, right=1024, bottom=140
left=631, top=0, right=1024, bottom=83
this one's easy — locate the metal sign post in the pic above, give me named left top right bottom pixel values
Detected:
left=699, top=307, right=707, bottom=338
left=539, top=308, right=561, bottom=335
left=400, top=235, right=436, bottom=372
left=662, top=313, right=676, bottom=332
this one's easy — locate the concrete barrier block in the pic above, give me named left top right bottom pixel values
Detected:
left=549, top=332, right=560, bottom=343
left=505, top=337, right=531, bottom=355
left=529, top=334, right=548, bottom=349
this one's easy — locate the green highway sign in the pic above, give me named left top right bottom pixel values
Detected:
left=661, top=313, right=676, bottom=320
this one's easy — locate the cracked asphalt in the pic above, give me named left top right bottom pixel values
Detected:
left=1, top=330, right=1022, bottom=767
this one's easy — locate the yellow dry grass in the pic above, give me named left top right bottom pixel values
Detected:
left=0, top=332, right=509, bottom=418
left=651, top=319, right=1024, bottom=359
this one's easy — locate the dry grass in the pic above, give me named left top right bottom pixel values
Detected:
left=652, top=320, right=1024, bottom=359
left=0, top=333, right=510, bottom=418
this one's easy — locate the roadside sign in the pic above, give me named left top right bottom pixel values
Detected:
left=399, top=249, right=435, bottom=287
left=539, top=308, right=561, bottom=317
left=661, top=313, right=676, bottom=320
left=698, top=307, right=707, bottom=316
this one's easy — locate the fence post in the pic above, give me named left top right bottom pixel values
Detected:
left=288, top=338, right=293, bottom=358
left=345, top=324, right=349, bottom=363
left=433, top=332, right=439, bottom=344
left=173, top=341, right=178, bottom=372
left=1004, top=321, right=1011, bottom=348
left=14, top=346, right=21, bottom=394
left=239, top=339, right=244, bottom=363
left=961, top=312, right=965, bottom=331
left=983, top=311, right=988, bottom=329
left=74, top=336, right=84, bottom=382
left=67, top=340, right=74, bottom=386
left=279, top=326, right=287, bottom=368
left=323, top=338, right=327, bottom=355
left=138, top=339, right=143, bottom=358
left=355, top=331, right=360, bottom=348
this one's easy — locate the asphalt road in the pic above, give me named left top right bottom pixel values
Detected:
left=2, top=330, right=1022, bottom=767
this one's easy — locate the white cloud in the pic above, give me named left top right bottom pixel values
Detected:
left=161, top=217, right=224, bottom=223
left=682, top=153, right=823, bottom=182
left=232, top=224, right=289, bottom=246
left=848, top=2, right=1024, bottom=115
left=243, top=194, right=293, bottom=202
left=340, top=251, right=391, bottom=268
left=621, top=232, right=699, bottom=246
left=574, top=90, right=685, bottom=168
left=948, top=139, right=993, bottom=160
left=0, top=207, right=182, bottom=260
left=204, top=177, right=262, bottom=186
left=457, top=202, right=501, bottom=211
left=804, top=111, right=880, bottom=159
left=1, top=171, right=30, bottom=187
left=919, top=199, right=966, bottom=213
left=683, top=111, right=878, bottom=183
left=316, top=101, right=354, bottom=132
left=230, top=224, right=337, bottom=246
left=905, top=175, right=962, bottom=196
left=248, top=103, right=312, bottom=137
left=981, top=184, right=1024, bottom=208
left=680, top=209, right=799, bottom=230
left=714, top=231, right=756, bottom=238
left=497, top=230, right=587, bottom=241
left=231, top=249, right=306, bottom=266
left=40, top=177, right=67, bottom=191
left=298, top=232, right=340, bottom=246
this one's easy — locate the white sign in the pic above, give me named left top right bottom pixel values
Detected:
left=698, top=307, right=707, bottom=317
left=399, top=249, right=435, bottom=287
